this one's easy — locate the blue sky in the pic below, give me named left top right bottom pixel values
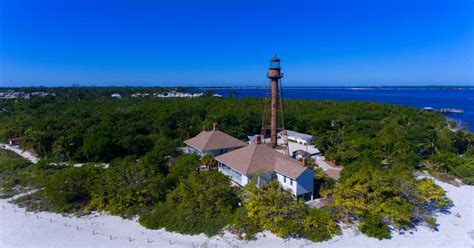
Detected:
left=0, top=0, right=473, bottom=87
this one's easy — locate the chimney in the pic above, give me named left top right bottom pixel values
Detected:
left=212, top=123, right=219, bottom=131
left=254, top=135, right=262, bottom=144
left=302, top=157, right=307, bottom=167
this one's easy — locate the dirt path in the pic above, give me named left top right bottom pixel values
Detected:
left=0, top=144, right=39, bottom=164
left=315, top=156, right=342, bottom=180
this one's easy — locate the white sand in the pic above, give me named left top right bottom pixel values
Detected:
left=0, top=202, right=234, bottom=248
left=1, top=179, right=472, bottom=248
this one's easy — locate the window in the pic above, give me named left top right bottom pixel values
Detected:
left=290, top=179, right=293, bottom=186
left=283, top=176, right=287, bottom=183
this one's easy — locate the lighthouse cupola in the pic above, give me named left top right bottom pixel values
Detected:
left=270, top=55, right=280, bottom=68
left=267, top=55, right=283, bottom=79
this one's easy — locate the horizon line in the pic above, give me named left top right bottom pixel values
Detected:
left=1, top=85, right=473, bottom=89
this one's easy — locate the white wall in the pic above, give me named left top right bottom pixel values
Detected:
left=276, top=172, right=297, bottom=195
left=186, top=146, right=245, bottom=157
left=276, top=170, right=314, bottom=197
left=241, top=174, right=249, bottom=185
left=218, top=162, right=314, bottom=200
left=218, top=162, right=247, bottom=186
left=217, top=163, right=276, bottom=188
left=185, top=146, right=204, bottom=156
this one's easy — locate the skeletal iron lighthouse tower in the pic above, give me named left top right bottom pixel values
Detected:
left=262, top=55, right=288, bottom=153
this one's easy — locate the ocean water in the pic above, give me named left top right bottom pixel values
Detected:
left=208, top=87, right=474, bottom=132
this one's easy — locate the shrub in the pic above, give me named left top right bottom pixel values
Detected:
left=303, top=207, right=341, bottom=242
left=138, top=208, right=162, bottom=229
left=165, top=154, right=200, bottom=188
left=44, top=166, right=101, bottom=212
left=88, top=159, right=167, bottom=217
left=428, top=152, right=460, bottom=174
left=415, top=179, right=451, bottom=209
left=231, top=207, right=260, bottom=240
left=425, top=216, right=438, bottom=230
left=242, top=180, right=306, bottom=238
left=146, top=171, right=239, bottom=236
left=454, top=157, right=474, bottom=185
left=359, top=214, right=391, bottom=240
left=329, top=167, right=450, bottom=239
left=0, top=151, right=30, bottom=173
left=141, top=138, right=179, bottom=174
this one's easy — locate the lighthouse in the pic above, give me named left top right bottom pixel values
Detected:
left=262, top=55, right=287, bottom=152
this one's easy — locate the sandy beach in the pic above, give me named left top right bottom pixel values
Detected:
left=1, top=178, right=472, bottom=248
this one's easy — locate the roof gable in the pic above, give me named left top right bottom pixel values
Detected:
left=281, top=130, right=314, bottom=141
left=184, top=130, right=248, bottom=152
left=215, top=143, right=311, bottom=179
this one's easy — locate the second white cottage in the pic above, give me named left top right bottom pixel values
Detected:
left=215, top=135, right=314, bottom=201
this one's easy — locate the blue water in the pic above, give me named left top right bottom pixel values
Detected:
left=207, top=87, right=474, bottom=132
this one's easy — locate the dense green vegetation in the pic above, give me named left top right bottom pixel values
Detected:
left=237, top=179, right=340, bottom=241
left=0, top=149, right=32, bottom=198
left=140, top=171, right=239, bottom=236
left=326, top=167, right=451, bottom=239
left=44, top=166, right=101, bottom=212
left=0, top=90, right=472, bottom=241
left=0, top=149, right=55, bottom=199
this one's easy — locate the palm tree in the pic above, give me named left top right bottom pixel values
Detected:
left=26, top=129, right=47, bottom=158
left=418, top=131, right=440, bottom=156
left=201, top=154, right=217, bottom=170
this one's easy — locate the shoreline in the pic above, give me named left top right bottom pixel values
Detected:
left=1, top=178, right=472, bottom=248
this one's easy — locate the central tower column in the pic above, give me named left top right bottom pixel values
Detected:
left=267, top=55, right=283, bottom=147
left=270, top=76, right=278, bottom=147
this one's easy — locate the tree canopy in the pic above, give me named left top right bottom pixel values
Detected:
left=0, top=89, right=471, bottom=241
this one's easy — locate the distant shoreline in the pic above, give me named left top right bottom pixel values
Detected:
left=198, top=86, right=474, bottom=90
left=1, top=85, right=473, bottom=90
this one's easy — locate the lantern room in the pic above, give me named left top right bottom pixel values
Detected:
left=267, top=55, right=283, bottom=79
left=269, top=55, right=281, bottom=69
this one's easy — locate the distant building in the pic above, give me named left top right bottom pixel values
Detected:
left=152, top=91, right=205, bottom=98
left=215, top=136, right=314, bottom=200
left=184, top=123, right=248, bottom=157
left=8, top=137, right=22, bottom=146
left=0, top=91, right=53, bottom=100
left=111, top=93, right=122, bottom=99
left=31, top=92, right=55, bottom=97
left=423, top=107, right=435, bottom=112
left=280, top=130, right=315, bottom=145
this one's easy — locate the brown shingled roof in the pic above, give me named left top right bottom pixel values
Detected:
left=184, top=130, right=248, bottom=152
left=215, top=143, right=311, bottom=179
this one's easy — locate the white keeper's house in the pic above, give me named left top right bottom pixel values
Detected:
left=215, top=136, right=314, bottom=200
